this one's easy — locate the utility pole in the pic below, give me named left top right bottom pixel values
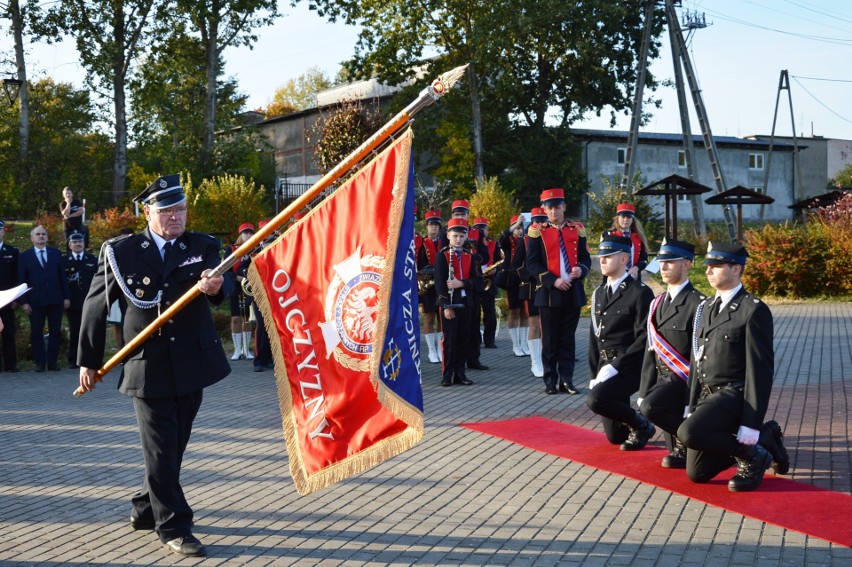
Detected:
left=622, top=0, right=737, bottom=242
left=760, top=70, right=804, bottom=219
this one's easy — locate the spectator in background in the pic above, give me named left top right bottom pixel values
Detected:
left=63, top=232, right=97, bottom=368
left=59, top=186, right=89, bottom=249
left=604, top=203, right=649, bottom=281
left=18, top=225, right=70, bottom=372
left=0, top=220, right=20, bottom=372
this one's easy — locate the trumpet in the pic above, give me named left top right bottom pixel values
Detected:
left=417, top=265, right=435, bottom=296
left=241, top=276, right=253, bottom=297
left=482, top=258, right=505, bottom=291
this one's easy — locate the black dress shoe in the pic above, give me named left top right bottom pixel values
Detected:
left=6, top=367, right=20, bottom=373
left=130, top=516, right=155, bottom=530
left=454, top=376, right=473, bottom=385
left=484, top=344, right=498, bottom=349
left=621, top=416, right=656, bottom=451
left=35, top=366, right=45, bottom=373
left=441, top=379, right=452, bottom=387
left=467, top=362, right=489, bottom=370
left=163, top=535, right=206, bottom=557
left=559, top=381, right=579, bottom=395
left=759, top=420, right=790, bottom=475
left=545, top=387, right=557, bottom=395
left=47, top=364, right=58, bottom=371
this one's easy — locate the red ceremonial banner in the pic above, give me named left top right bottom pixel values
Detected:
left=249, top=130, right=424, bottom=495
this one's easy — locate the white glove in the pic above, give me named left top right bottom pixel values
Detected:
left=590, top=364, right=617, bottom=389
left=736, top=425, right=760, bottom=445
left=636, top=397, right=644, bottom=409
left=683, top=406, right=690, bottom=418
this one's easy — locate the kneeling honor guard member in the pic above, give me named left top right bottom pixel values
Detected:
left=77, top=174, right=230, bottom=556
left=677, top=242, right=789, bottom=492
left=435, top=218, right=483, bottom=387
left=638, top=239, right=705, bottom=468
left=587, top=235, right=655, bottom=448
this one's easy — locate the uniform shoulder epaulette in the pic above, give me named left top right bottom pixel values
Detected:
left=527, top=224, right=541, bottom=238
left=691, top=288, right=707, bottom=300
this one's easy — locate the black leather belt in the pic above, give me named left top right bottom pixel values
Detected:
left=700, top=382, right=744, bottom=396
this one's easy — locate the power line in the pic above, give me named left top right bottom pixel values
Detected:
left=791, top=75, right=852, bottom=83
left=791, top=76, right=852, bottom=124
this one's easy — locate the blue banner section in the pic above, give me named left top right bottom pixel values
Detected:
left=377, top=158, right=423, bottom=411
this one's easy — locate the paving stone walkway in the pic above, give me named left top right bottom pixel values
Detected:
left=0, top=303, right=850, bottom=565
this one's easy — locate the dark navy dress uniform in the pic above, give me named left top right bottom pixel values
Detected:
left=677, top=286, right=774, bottom=483
left=77, top=176, right=230, bottom=552
left=639, top=281, right=705, bottom=461
left=63, top=244, right=98, bottom=367
left=587, top=273, right=654, bottom=444
left=0, top=227, right=20, bottom=371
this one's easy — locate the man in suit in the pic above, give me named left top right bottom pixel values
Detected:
left=63, top=232, right=97, bottom=368
left=526, top=188, right=592, bottom=395
left=77, top=174, right=230, bottom=557
left=587, top=234, right=655, bottom=447
left=638, top=239, right=705, bottom=467
left=677, top=242, right=789, bottom=492
left=18, top=225, right=70, bottom=371
left=0, top=220, right=20, bottom=372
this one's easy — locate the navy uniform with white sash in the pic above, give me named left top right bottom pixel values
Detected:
left=586, top=234, right=655, bottom=447
left=676, top=242, right=788, bottom=492
left=77, top=174, right=229, bottom=557
left=638, top=239, right=704, bottom=468
left=64, top=231, right=98, bottom=368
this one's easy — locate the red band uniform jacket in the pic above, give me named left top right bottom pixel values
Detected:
left=526, top=221, right=592, bottom=308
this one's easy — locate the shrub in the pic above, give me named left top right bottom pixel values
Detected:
left=183, top=172, right=269, bottom=242
left=31, top=212, right=64, bottom=247
left=87, top=208, right=146, bottom=249
left=469, top=177, right=519, bottom=235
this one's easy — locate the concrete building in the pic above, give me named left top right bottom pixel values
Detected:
left=575, top=129, right=798, bottom=222
left=749, top=135, right=852, bottom=200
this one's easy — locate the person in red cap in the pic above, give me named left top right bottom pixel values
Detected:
left=473, top=217, right=501, bottom=350
left=229, top=223, right=256, bottom=361
left=526, top=188, right=592, bottom=395
left=417, top=210, right=445, bottom=364
left=434, top=218, right=483, bottom=387
left=498, top=214, right=529, bottom=358
left=604, top=203, right=649, bottom=281
left=511, top=208, right=548, bottom=378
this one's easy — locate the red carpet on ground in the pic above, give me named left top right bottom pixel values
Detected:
left=462, top=416, right=852, bottom=548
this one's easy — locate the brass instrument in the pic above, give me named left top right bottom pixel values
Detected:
left=241, top=276, right=253, bottom=297
left=482, top=253, right=505, bottom=291
left=417, top=265, right=435, bottom=296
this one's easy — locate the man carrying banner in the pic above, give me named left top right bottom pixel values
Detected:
left=637, top=239, right=705, bottom=467
left=526, top=189, right=591, bottom=394
left=435, top=218, right=483, bottom=387
left=77, top=174, right=230, bottom=557
left=587, top=234, right=655, bottom=447
left=677, top=242, right=789, bottom=492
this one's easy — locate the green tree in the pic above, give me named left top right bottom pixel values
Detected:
left=174, top=0, right=279, bottom=172
left=0, top=78, right=111, bottom=215
left=44, top=0, right=167, bottom=205
left=828, top=163, right=852, bottom=189
left=267, top=66, right=333, bottom=116
left=309, top=98, right=384, bottom=174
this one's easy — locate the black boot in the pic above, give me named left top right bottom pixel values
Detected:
left=759, top=420, right=790, bottom=475
left=558, top=379, right=579, bottom=395
left=728, top=443, right=772, bottom=492
left=661, top=438, right=687, bottom=469
left=620, top=412, right=656, bottom=451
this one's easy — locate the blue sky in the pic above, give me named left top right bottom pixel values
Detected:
left=4, top=1, right=852, bottom=140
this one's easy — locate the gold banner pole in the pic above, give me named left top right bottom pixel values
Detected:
left=74, top=64, right=468, bottom=397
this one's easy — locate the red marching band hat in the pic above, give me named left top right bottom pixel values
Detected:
left=530, top=207, right=547, bottom=222
left=451, top=199, right=470, bottom=213
left=237, top=222, right=255, bottom=234
left=616, top=203, right=636, bottom=217
left=472, top=217, right=488, bottom=228
left=510, top=214, right=521, bottom=225
left=539, top=188, right=565, bottom=204
left=446, top=218, right=468, bottom=232
left=424, top=210, right=442, bottom=224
